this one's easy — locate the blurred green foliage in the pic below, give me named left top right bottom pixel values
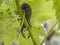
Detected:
left=0, top=0, right=59, bottom=45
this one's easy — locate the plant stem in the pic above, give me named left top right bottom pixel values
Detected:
left=40, top=21, right=58, bottom=45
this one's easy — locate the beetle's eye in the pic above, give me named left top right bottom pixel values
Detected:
left=23, top=6, right=27, bottom=10
left=21, top=3, right=30, bottom=10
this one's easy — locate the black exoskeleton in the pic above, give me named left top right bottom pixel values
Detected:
left=21, top=3, right=32, bottom=39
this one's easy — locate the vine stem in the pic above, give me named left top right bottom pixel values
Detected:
left=40, top=21, right=58, bottom=45
left=14, top=0, right=37, bottom=45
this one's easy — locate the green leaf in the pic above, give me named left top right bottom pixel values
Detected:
left=0, top=0, right=3, bottom=6
left=53, top=0, right=60, bottom=29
